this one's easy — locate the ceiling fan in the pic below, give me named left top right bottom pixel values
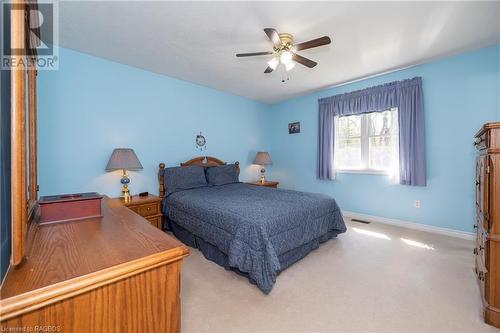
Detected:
left=236, top=28, right=331, bottom=73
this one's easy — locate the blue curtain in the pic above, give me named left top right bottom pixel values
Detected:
left=317, top=77, right=426, bottom=186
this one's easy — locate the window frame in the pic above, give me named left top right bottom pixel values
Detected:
left=334, top=109, right=398, bottom=175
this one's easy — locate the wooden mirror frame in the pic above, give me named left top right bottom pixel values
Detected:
left=11, top=0, right=39, bottom=266
left=158, top=156, right=240, bottom=198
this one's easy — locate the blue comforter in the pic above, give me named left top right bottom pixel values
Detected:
left=164, top=183, right=346, bottom=293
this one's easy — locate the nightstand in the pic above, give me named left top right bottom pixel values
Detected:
left=114, top=194, right=163, bottom=229
left=246, top=181, right=279, bottom=188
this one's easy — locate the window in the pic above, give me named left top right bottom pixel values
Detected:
left=335, top=108, right=399, bottom=174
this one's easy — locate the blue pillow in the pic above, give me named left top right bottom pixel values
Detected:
left=163, top=165, right=207, bottom=196
left=206, top=164, right=239, bottom=186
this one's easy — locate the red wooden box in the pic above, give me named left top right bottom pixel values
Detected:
left=39, top=192, right=103, bottom=225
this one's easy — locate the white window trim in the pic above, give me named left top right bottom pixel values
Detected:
left=335, top=169, right=390, bottom=175
left=334, top=109, right=399, bottom=175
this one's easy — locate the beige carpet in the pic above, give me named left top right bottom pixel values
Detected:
left=179, top=219, right=499, bottom=332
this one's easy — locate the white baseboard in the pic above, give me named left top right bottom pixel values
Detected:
left=342, top=210, right=475, bottom=240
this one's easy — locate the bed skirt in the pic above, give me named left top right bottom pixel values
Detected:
left=164, top=218, right=340, bottom=292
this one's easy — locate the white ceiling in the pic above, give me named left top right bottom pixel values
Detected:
left=57, top=1, right=500, bottom=104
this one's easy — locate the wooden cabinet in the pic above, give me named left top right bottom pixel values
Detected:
left=474, top=122, right=500, bottom=328
left=115, top=195, right=163, bottom=229
left=0, top=197, right=189, bottom=332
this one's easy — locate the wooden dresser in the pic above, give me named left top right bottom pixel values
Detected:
left=114, top=194, right=163, bottom=230
left=474, top=122, right=500, bottom=328
left=0, top=197, right=189, bottom=332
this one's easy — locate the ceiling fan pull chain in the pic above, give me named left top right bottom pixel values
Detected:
left=280, top=66, right=291, bottom=83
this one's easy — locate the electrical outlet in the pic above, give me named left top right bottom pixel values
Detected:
left=414, top=200, right=421, bottom=209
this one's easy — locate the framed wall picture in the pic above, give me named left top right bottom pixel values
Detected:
left=288, top=122, right=300, bottom=134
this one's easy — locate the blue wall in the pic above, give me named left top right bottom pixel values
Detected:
left=38, top=45, right=499, bottom=233
left=1, top=5, right=11, bottom=282
left=268, top=44, right=500, bottom=232
left=38, top=48, right=271, bottom=197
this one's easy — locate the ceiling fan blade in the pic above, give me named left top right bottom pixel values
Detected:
left=264, top=66, right=274, bottom=74
left=236, top=51, right=273, bottom=57
left=292, top=54, right=318, bottom=68
left=264, top=28, right=282, bottom=47
left=294, top=36, right=331, bottom=51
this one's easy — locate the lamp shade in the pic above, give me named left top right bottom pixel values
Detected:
left=105, top=148, right=143, bottom=171
left=253, top=151, right=272, bottom=165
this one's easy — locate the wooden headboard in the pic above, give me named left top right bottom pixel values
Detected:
left=158, top=156, right=240, bottom=198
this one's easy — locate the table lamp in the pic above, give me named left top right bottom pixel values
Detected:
left=105, top=148, right=143, bottom=202
left=253, top=151, right=272, bottom=183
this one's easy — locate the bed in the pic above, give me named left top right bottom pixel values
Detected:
left=158, top=156, right=346, bottom=294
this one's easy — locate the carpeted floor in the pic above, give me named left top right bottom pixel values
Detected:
left=179, top=219, right=499, bottom=332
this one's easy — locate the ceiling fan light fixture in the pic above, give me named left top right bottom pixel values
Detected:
left=280, top=51, right=293, bottom=65
left=235, top=28, right=330, bottom=78
left=267, top=57, right=279, bottom=70
left=285, top=61, right=295, bottom=71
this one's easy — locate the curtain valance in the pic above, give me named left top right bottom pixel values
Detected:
left=318, top=77, right=421, bottom=115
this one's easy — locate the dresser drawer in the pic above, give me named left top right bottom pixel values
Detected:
left=137, top=203, right=159, bottom=217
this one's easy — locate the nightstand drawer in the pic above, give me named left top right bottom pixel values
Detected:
left=114, top=195, right=164, bottom=230
left=138, top=203, right=159, bottom=217
left=146, top=215, right=162, bottom=229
